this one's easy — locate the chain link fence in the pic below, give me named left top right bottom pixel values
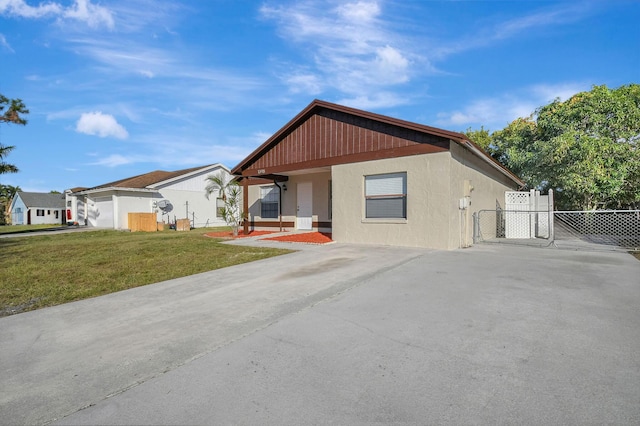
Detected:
left=474, top=209, right=640, bottom=251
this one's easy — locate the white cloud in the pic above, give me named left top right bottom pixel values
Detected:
left=76, top=111, right=129, bottom=139
left=89, top=154, right=132, bottom=167
left=336, top=1, right=380, bottom=22
left=0, top=0, right=114, bottom=28
left=436, top=82, right=591, bottom=129
left=62, top=0, right=114, bottom=29
left=0, top=33, right=13, bottom=52
left=261, top=0, right=415, bottom=102
left=337, top=91, right=411, bottom=110
left=0, top=0, right=61, bottom=18
left=374, top=45, right=409, bottom=84
left=284, top=72, right=323, bottom=95
left=433, top=3, right=594, bottom=60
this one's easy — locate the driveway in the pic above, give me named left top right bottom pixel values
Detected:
left=1, top=242, right=639, bottom=425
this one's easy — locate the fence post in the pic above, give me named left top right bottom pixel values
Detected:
left=548, top=189, right=554, bottom=243
left=472, top=212, right=478, bottom=244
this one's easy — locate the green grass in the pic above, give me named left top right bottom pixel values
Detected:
left=0, top=228, right=291, bottom=316
left=0, top=224, right=63, bottom=234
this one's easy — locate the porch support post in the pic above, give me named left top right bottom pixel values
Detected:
left=243, top=178, right=249, bottom=235
left=273, top=180, right=284, bottom=232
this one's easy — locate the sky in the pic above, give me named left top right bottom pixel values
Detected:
left=1, top=0, right=638, bottom=192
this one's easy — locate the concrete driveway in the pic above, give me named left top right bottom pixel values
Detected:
left=1, top=242, right=639, bottom=425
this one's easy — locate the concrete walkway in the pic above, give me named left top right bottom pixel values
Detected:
left=1, top=242, right=639, bottom=425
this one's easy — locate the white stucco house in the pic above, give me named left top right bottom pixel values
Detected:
left=65, top=164, right=233, bottom=230
left=10, top=192, right=66, bottom=225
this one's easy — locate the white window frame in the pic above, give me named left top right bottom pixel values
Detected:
left=364, top=172, right=407, bottom=219
left=216, top=198, right=225, bottom=219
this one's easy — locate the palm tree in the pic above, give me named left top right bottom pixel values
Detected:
left=204, top=172, right=243, bottom=236
left=0, top=144, right=19, bottom=175
left=1, top=94, right=29, bottom=176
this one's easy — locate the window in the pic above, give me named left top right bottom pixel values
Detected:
left=260, top=186, right=279, bottom=219
left=365, top=172, right=407, bottom=219
left=216, top=198, right=225, bottom=218
left=55, top=211, right=59, bottom=219
left=36, top=209, right=45, bottom=216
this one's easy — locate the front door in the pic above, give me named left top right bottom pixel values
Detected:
left=296, top=182, right=313, bottom=230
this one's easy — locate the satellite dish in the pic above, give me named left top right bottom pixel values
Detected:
left=157, top=200, right=173, bottom=213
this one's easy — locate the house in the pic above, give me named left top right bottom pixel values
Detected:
left=232, top=99, right=525, bottom=250
left=65, top=164, right=233, bottom=230
left=10, top=192, right=66, bottom=225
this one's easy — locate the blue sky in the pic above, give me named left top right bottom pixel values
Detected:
left=1, top=0, right=638, bottom=192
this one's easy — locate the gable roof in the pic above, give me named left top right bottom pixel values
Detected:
left=16, top=192, right=65, bottom=209
left=231, top=99, right=524, bottom=186
left=70, top=164, right=228, bottom=193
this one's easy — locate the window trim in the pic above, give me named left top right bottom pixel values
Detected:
left=216, top=198, right=225, bottom=219
left=364, top=172, right=407, bottom=220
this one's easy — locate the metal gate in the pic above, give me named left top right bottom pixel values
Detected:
left=554, top=211, right=640, bottom=250
left=474, top=189, right=639, bottom=251
left=474, top=209, right=640, bottom=251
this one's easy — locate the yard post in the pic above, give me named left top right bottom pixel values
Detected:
left=472, top=212, right=478, bottom=244
left=548, top=189, right=555, bottom=244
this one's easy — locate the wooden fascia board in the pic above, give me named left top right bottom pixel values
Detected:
left=241, top=143, right=447, bottom=177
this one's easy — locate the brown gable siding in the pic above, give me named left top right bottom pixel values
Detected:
left=246, top=109, right=450, bottom=174
left=233, top=99, right=523, bottom=187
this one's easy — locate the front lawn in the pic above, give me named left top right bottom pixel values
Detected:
left=0, top=228, right=291, bottom=316
left=0, top=224, right=62, bottom=234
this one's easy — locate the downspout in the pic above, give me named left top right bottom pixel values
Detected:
left=273, top=180, right=283, bottom=232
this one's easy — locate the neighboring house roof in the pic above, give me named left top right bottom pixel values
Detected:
left=70, top=164, right=229, bottom=194
left=15, top=192, right=65, bottom=209
left=232, top=99, right=524, bottom=187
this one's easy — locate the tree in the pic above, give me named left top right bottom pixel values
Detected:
left=204, top=172, right=244, bottom=236
left=0, top=94, right=29, bottom=176
left=0, top=184, right=21, bottom=225
left=464, top=126, right=493, bottom=153
left=0, top=95, right=29, bottom=125
left=0, top=145, right=19, bottom=175
left=471, top=84, right=640, bottom=210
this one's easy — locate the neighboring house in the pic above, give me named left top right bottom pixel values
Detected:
left=232, top=99, right=525, bottom=250
left=65, top=164, right=232, bottom=230
left=10, top=192, right=66, bottom=225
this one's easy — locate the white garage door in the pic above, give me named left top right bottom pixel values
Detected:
left=94, top=197, right=114, bottom=228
